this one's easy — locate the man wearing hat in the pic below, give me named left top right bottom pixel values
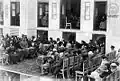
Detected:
left=110, top=45, right=115, bottom=52
left=110, top=62, right=119, bottom=73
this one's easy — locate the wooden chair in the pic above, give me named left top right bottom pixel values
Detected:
left=69, top=56, right=75, bottom=77
left=65, top=17, right=72, bottom=29
left=69, top=56, right=74, bottom=69
left=75, top=61, right=87, bottom=81
left=36, top=55, right=45, bottom=74
left=58, top=58, right=69, bottom=79
left=75, top=55, right=102, bottom=81
left=74, top=56, right=78, bottom=67
left=0, top=53, right=5, bottom=65
left=0, top=52, right=8, bottom=65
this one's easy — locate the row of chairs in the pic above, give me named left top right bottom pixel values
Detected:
left=57, top=54, right=83, bottom=79
left=75, top=55, right=102, bottom=81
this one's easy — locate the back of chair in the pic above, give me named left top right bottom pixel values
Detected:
left=106, top=51, right=116, bottom=61
left=83, top=59, right=89, bottom=71
left=63, top=58, right=69, bottom=69
left=69, top=56, right=74, bottom=68
left=96, top=55, right=102, bottom=66
left=78, top=54, right=82, bottom=66
left=74, top=55, right=78, bottom=66
left=36, top=56, right=44, bottom=66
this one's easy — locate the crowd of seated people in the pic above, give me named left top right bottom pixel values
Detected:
left=0, top=34, right=107, bottom=77
left=35, top=38, right=106, bottom=77
left=88, top=57, right=120, bottom=81
left=0, top=34, right=39, bottom=64
left=87, top=45, right=120, bottom=81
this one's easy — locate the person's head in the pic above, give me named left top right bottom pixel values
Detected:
left=66, top=42, right=71, bottom=48
left=53, top=48, right=57, bottom=52
left=88, top=51, right=93, bottom=57
left=59, top=52, right=64, bottom=58
left=39, top=43, right=43, bottom=48
left=96, top=69, right=103, bottom=74
left=22, top=37, right=26, bottom=41
left=6, top=34, right=9, bottom=38
left=57, top=38, right=60, bottom=41
left=81, top=40, right=86, bottom=44
left=32, top=36, right=35, bottom=39
left=110, top=62, right=118, bottom=72
left=31, top=42, right=35, bottom=46
left=118, top=49, right=120, bottom=52
left=1, top=35, right=4, bottom=39
left=50, top=37, right=53, bottom=41
left=111, top=45, right=115, bottom=51
left=102, top=56, right=108, bottom=60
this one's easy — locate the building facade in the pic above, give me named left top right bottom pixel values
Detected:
left=0, top=0, right=120, bottom=53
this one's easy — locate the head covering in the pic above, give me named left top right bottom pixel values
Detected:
left=118, top=49, right=120, bottom=52
left=59, top=52, right=64, bottom=57
left=111, top=45, right=115, bottom=49
left=110, top=63, right=117, bottom=67
left=53, top=48, right=57, bottom=52
left=88, top=51, right=93, bottom=55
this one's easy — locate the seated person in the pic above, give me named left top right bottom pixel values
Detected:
left=28, top=42, right=37, bottom=58
left=87, top=69, right=102, bottom=81
left=98, top=56, right=109, bottom=71
left=88, top=56, right=111, bottom=80
left=19, top=38, right=28, bottom=49
left=110, top=62, right=120, bottom=73
left=6, top=43, right=22, bottom=64
left=99, top=63, right=112, bottom=78
left=81, top=46, right=88, bottom=61
left=0, top=43, right=9, bottom=65
left=51, top=52, right=63, bottom=76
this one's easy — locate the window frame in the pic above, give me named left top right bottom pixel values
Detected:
left=37, top=2, right=49, bottom=27
left=0, top=1, right=4, bottom=25
left=10, top=2, right=20, bottom=26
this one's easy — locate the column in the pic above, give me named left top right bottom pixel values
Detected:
left=27, top=0, right=37, bottom=38
left=3, top=0, right=10, bottom=35
left=49, top=0, right=60, bottom=30
left=80, top=0, right=94, bottom=32
left=19, top=0, right=28, bottom=36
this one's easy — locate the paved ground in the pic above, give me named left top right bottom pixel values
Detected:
left=0, top=59, right=76, bottom=81
left=0, top=58, right=41, bottom=76
left=0, top=70, right=75, bottom=81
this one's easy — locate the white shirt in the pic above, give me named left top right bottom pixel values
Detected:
left=98, top=59, right=109, bottom=71
left=89, top=70, right=102, bottom=81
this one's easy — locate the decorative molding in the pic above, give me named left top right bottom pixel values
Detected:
left=52, top=3, right=57, bottom=19
left=84, top=2, right=90, bottom=20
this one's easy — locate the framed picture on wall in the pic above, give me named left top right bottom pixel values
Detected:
left=52, top=3, right=57, bottom=19
left=84, top=2, right=90, bottom=20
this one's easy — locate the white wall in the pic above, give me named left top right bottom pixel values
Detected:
left=27, top=0, right=37, bottom=38
left=76, top=32, right=92, bottom=43
left=49, top=0, right=60, bottom=30
left=19, top=0, right=28, bottom=36
left=3, top=0, right=10, bottom=35
left=48, top=30, right=62, bottom=40
left=106, top=0, right=120, bottom=53
left=80, top=0, right=94, bottom=32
